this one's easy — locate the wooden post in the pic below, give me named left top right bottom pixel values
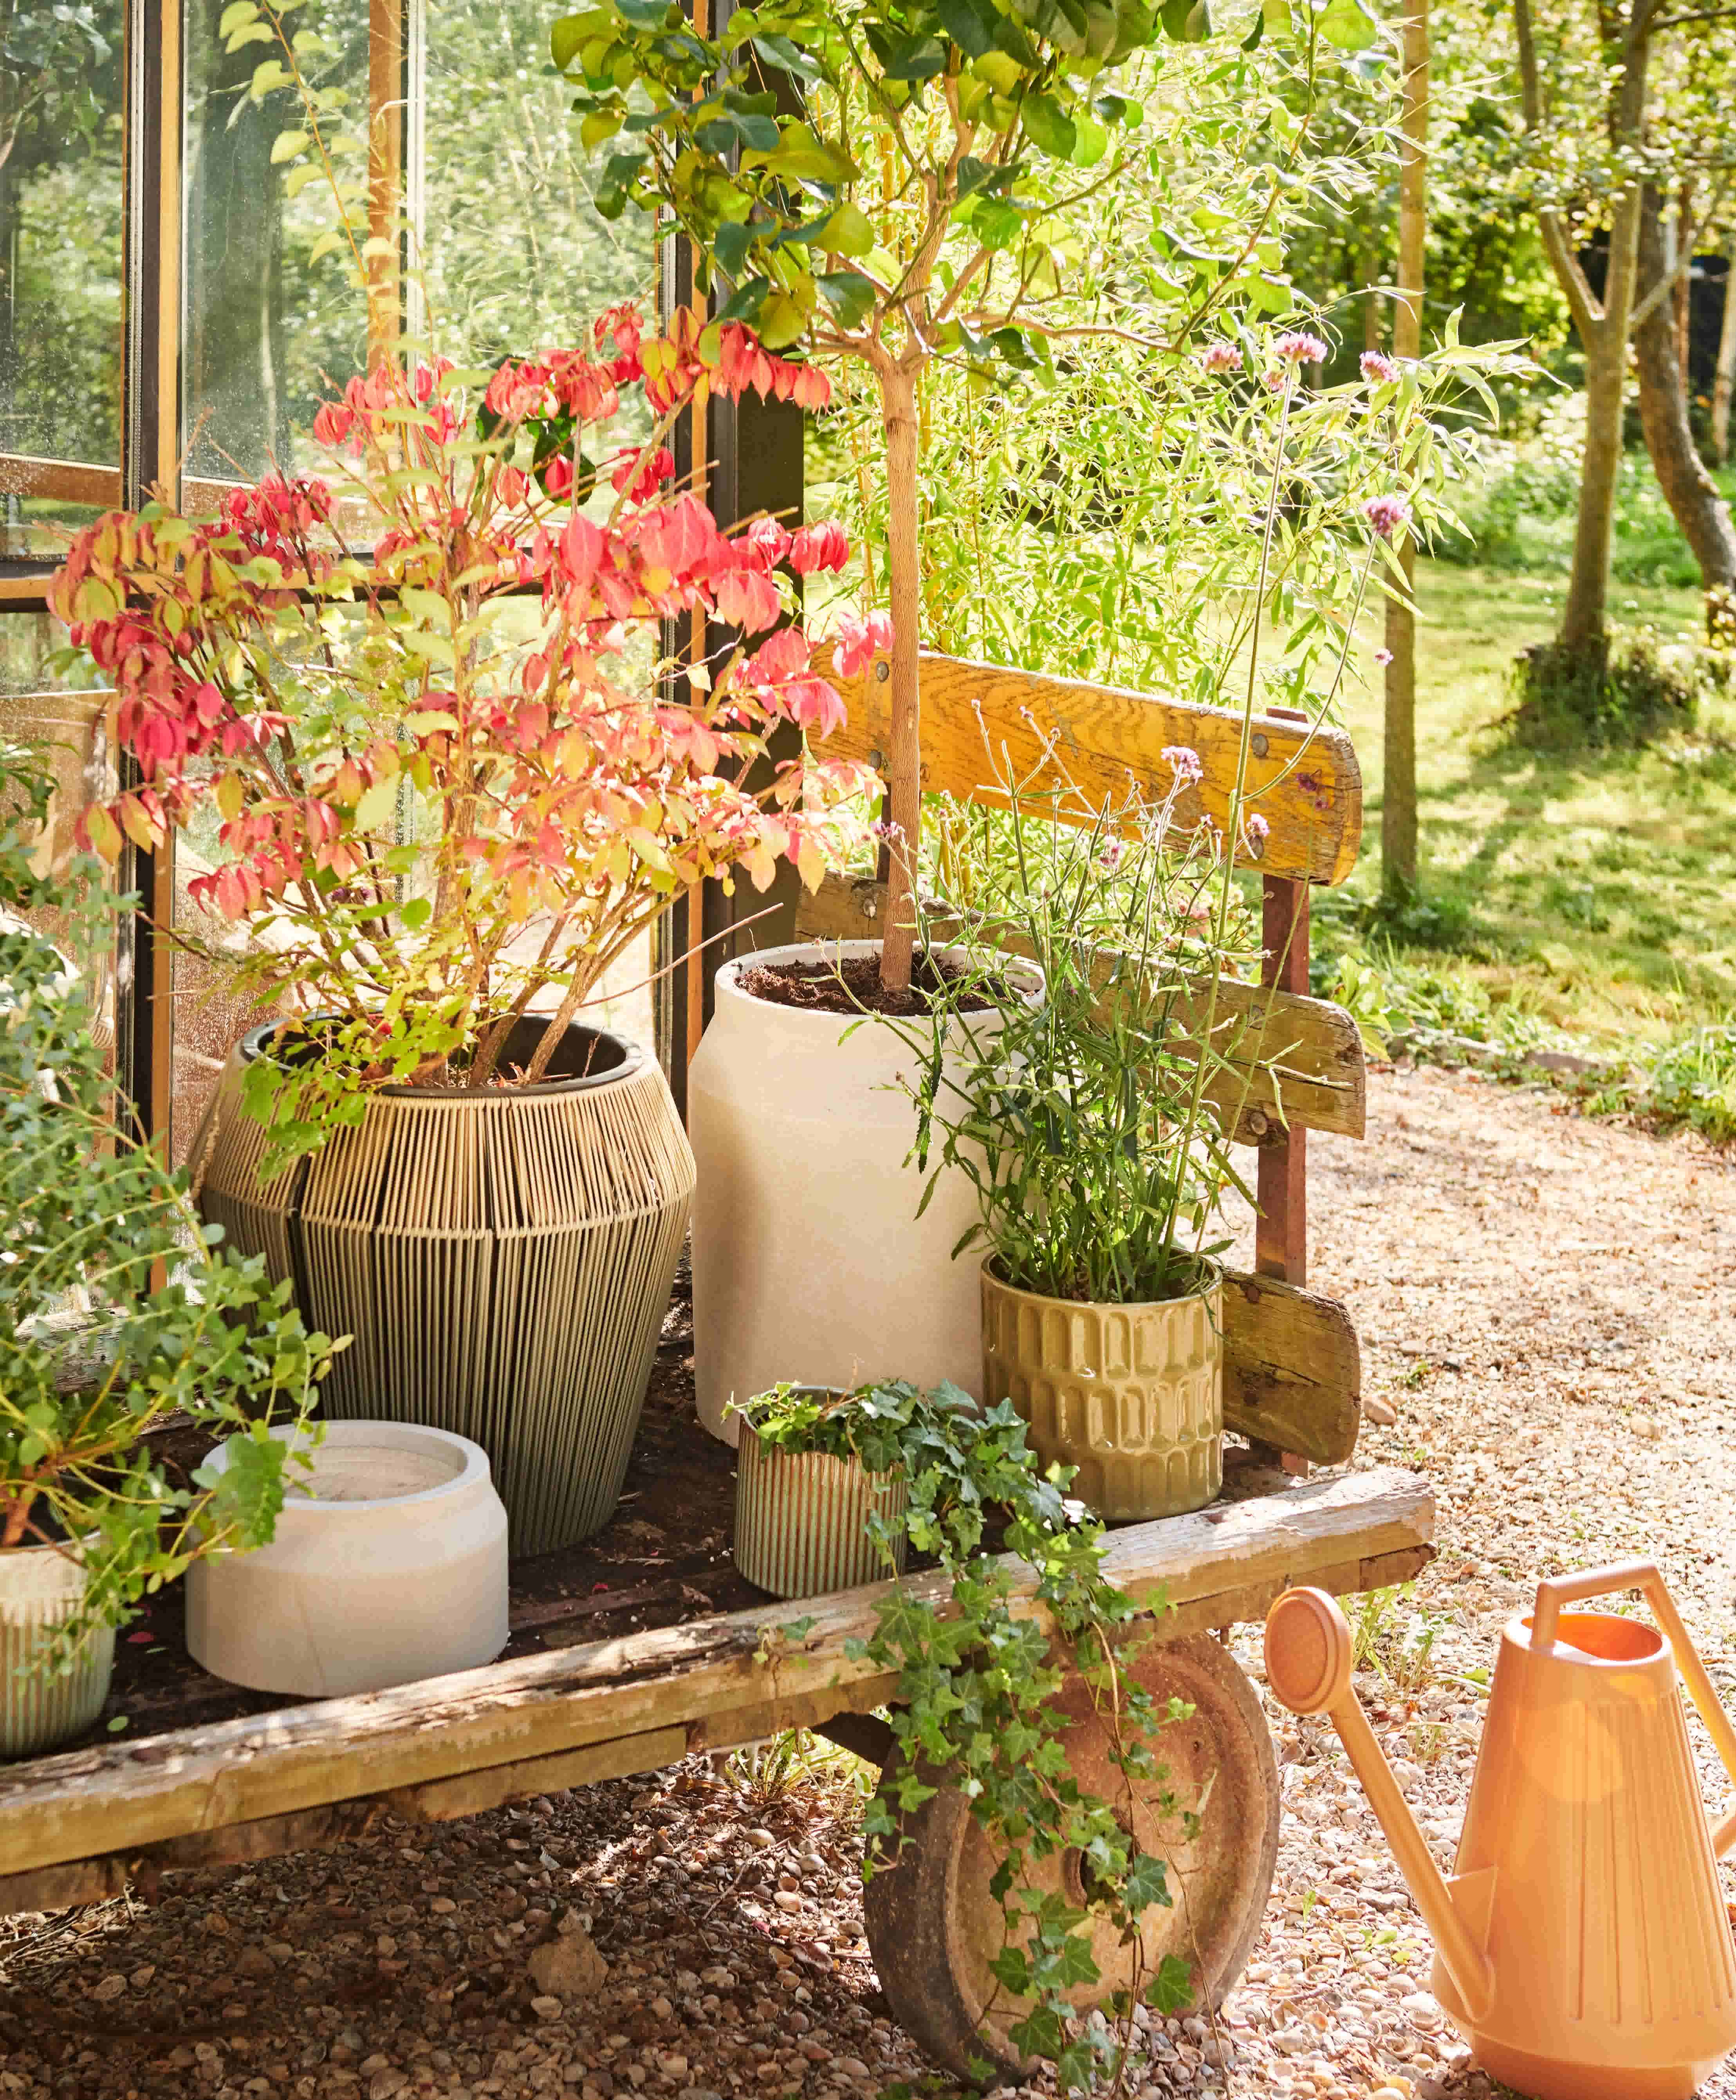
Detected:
left=366, top=0, right=405, bottom=368
left=1381, top=0, right=1427, bottom=897
left=1256, top=873, right=1309, bottom=1291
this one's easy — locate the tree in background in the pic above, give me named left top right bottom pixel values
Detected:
left=1512, top=0, right=1736, bottom=677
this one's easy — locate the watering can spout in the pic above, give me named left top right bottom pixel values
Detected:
left=1265, top=1587, right=1498, bottom=2023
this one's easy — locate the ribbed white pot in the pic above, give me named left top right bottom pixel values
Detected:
left=186, top=1421, right=509, bottom=1697
left=0, top=1541, right=114, bottom=1758
left=690, top=941, right=1027, bottom=1444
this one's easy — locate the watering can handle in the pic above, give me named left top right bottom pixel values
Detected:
left=1533, top=1560, right=1736, bottom=1857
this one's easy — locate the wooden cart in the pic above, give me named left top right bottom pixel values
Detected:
left=0, top=655, right=1432, bottom=2077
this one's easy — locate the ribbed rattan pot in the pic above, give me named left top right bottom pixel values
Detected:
left=0, top=1541, right=114, bottom=1758
left=734, top=1419, right=909, bottom=1598
left=980, top=1261, right=1224, bottom=1521
left=191, top=1018, right=694, bottom=1555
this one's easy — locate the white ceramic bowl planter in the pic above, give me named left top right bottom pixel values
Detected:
left=0, top=1542, right=114, bottom=1758
left=186, top=1421, right=509, bottom=1697
left=690, top=940, right=1034, bottom=1444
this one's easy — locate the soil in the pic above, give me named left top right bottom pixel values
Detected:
left=736, top=953, right=996, bottom=1018
left=3, top=1066, right=1734, bottom=2100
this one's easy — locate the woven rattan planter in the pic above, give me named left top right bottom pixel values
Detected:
left=192, top=1018, right=694, bottom=1555
left=980, top=1262, right=1224, bottom=1521
left=734, top=1419, right=910, bottom=1598
left=0, top=1541, right=114, bottom=1758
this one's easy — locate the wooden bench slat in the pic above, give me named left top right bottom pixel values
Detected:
left=0, top=1468, right=1431, bottom=1885
left=792, top=872, right=1366, bottom=1143
left=819, top=648, right=1363, bottom=887
left=1224, top=1271, right=1361, bottom=1464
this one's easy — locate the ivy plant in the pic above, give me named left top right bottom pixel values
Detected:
left=0, top=741, right=332, bottom=1664
left=730, top=1377, right=1196, bottom=2087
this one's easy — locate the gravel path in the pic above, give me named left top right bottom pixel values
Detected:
left=4, top=1067, right=1734, bottom=2100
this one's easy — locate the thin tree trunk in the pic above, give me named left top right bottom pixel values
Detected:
left=1713, top=230, right=1736, bottom=466
left=1673, top=181, right=1692, bottom=383
left=1635, top=184, right=1736, bottom=593
left=878, top=362, right=921, bottom=994
left=1515, top=0, right=1650, bottom=663
left=1382, top=0, right=1426, bottom=897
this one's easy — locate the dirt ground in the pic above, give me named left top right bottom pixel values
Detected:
left=3, top=1065, right=1734, bottom=2100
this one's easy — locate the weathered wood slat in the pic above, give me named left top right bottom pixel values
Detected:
left=0, top=1470, right=1430, bottom=1887
left=0, top=1537, right=1438, bottom=1916
left=1222, top=1271, right=1361, bottom=1464
left=819, top=648, right=1363, bottom=887
left=792, top=874, right=1366, bottom=1145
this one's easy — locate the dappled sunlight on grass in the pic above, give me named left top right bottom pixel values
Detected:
left=1337, top=562, right=1735, bottom=1044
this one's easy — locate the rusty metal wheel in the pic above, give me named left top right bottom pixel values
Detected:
left=861, top=1632, right=1280, bottom=2077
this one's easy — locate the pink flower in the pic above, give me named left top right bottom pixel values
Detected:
left=1244, top=811, right=1270, bottom=845
left=832, top=609, right=894, bottom=679
left=1199, top=342, right=1243, bottom=376
left=1360, top=349, right=1400, bottom=385
left=1374, top=646, right=1394, bottom=666
left=1364, top=493, right=1411, bottom=541
left=1162, top=744, right=1204, bottom=786
left=1274, top=330, right=1329, bottom=365
left=788, top=521, right=848, bottom=576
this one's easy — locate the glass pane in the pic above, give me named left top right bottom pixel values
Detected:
left=181, top=0, right=371, bottom=498
left=0, top=0, right=125, bottom=556
left=419, top=0, right=653, bottom=368
left=0, top=611, right=116, bottom=1050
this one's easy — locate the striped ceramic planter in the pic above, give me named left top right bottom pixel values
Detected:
left=189, top=1017, right=694, bottom=1556
left=0, top=1542, right=114, bottom=1759
left=982, top=1262, right=1224, bottom=1521
left=734, top=1421, right=910, bottom=1598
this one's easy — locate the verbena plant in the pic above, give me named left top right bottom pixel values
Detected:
left=0, top=743, right=330, bottom=1661
left=731, top=1377, right=1194, bottom=2086
left=49, top=300, right=874, bottom=1175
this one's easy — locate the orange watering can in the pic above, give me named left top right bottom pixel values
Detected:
left=1265, top=1563, right=1736, bottom=2100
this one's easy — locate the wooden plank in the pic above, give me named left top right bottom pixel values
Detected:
left=818, top=647, right=1363, bottom=887
left=792, top=874, right=1366, bottom=1144
left=0, top=1470, right=1429, bottom=1885
left=386, top=1723, right=693, bottom=1824
left=1223, top=1270, right=1361, bottom=1465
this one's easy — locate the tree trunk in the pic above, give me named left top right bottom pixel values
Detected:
left=1635, top=184, right=1736, bottom=594
left=1713, top=230, right=1736, bottom=466
left=1382, top=0, right=1426, bottom=898
left=1561, top=341, right=1629, bottom=654
left=877, top=362, right=922, bottom=994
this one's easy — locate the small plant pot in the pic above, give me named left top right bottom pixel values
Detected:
left=980, top=1262, right=1224, bottom=1521
left=185, top=1421, right=509, bottom=1697
left=733, top=1419, right=910, bottom=1599
left=0, top=1541, right=114, bottom=1759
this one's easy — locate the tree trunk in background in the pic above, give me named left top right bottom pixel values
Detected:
left=877, top=361, right=921, bottom=993
left=1382, top=0, right=1427, bottom=897
left=1515, top=0, right=1650, bottom=665
left=1635, top=185, right=1736, bottom=596
left=1714, top=231, right=1736, bottom=466
left=1674, top=183, right=1692, bottom=383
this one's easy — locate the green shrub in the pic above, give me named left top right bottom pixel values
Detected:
left=1504, top=628, right=1720, bottom=749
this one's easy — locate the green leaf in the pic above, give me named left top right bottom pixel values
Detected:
left=816, top=270, right=877, bottom=329
left=821, top=200, right=875, bottom=257
left=974, top=198, right=1024, bottom=251
left=218, top=0, right=259, bottom=33
left=936, top=0, right=998, bottom=56
left=352, top=780, right=399, bottom=832
left=1020, top=93, right=1076, bottom=159
left=1070, top=110, right=1109, bottom=166
left=1319, top=0, right=1376, bottom=47
left=1146, top=1953, right=1195, bottom=2014
left=270, top=129, right=309, bottom=164
left=713, top=217, right=758, bottom=278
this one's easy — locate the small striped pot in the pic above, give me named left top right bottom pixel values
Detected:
left=0, top=1542, right=114, bottom=1759
left=734, top=1423, right=910, bottom=1599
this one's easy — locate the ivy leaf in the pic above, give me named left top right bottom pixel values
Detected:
left=1123, top=1850, right=1173, bottom=1914
left=1145, top=1953, right=1195, bottom=2015
left=1020, top=92, right=1077, bottom=158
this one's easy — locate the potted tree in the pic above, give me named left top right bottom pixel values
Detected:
left=0, top=743, right=328, bottom=1755
left=551, top=0, right=1234, bottom=1424
left=49, top=309, right=875, bottom=1553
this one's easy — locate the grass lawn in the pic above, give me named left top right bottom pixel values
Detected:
left=1330, top=560, right=1736, bottom=1049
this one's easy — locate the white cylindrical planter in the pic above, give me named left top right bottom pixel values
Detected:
left=186, top=1421, right=509, bottom=1697
left=691, top=940, right=1025, bottom=1443
left=0, top=1542, right=114, bottom=1759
